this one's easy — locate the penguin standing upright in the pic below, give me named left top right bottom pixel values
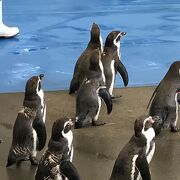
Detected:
left=75, top=50, right=112, bottom=128
left=110, top=115, right=155, bottom=180
left=148, top=61, right=180, bottom=134
left=35, top=118, right=81, bottom=180
left=7, top=74, right=46, bottom=167
left=69, top=22, right=104, bottom=94
left=23, top=74, right=47, bottom=149
left=101, top=31, right=128, bottom=98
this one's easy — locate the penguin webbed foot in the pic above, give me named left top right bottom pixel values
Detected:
left=30, top=156, right=39, bottom=165
left=92, top=120, right=106, bottom=126
left=171, top=126, right=180, bottom=133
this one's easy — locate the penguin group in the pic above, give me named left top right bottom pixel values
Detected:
left=5, top=22, right=180, bottom=180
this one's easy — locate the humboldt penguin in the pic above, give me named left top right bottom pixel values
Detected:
left=75, top=50, right=112, bottom=128
left=110, top=115, right=155, bottom=180
left=6, top=74, right=46, bottom=167
left=35, top=118, right=81, bottom=180
left=101, top=30, right=128, bottom=98
left=69, top=22, right=104, bottom=94
left=148, top=61, right=180, bottom=135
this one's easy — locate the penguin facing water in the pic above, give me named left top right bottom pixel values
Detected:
left=110, top=115, right=155, bottom=180
left=6, top=74, right=46, bottom=167
left=75, top=50, right=112, bottom=128
left=69, top=22, right=104, bottom=94
left=101, top=31, right=128, bottom=98
left=35, top=118, right=81, bottom=180
left=148, top=61, right=180, bottom=135
left=23, top=74, right=47, bottom=150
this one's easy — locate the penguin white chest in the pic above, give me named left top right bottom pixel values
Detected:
left=99, top=60, right=106, bottom=84
left=131, top=154, right=139, bottom=180
left=32, top=128, right=37, bottom=156
left=174, top=93, right=180, bottom=127
left=94, top=89, right=102, bottom=121
left=62, top=130, right=73, bottom=154
left=109, top=60, right=115, bottom=96
left=37, top=89, right=46, bottom=123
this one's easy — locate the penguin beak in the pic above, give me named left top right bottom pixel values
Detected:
left=120, top=31, right=126, bottom=37
left=39, top=74, right=44, bottom=80
left=148, top=116, right=155, bottom=124
left=68, top=118, right=74, bottom=127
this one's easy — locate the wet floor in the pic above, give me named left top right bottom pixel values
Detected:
left=1, top=0, right=180, bottom=92
left=1, top=87, right=180, bottom=180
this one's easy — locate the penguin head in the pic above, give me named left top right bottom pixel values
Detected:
left=51, top=118, right=74, bottom=142
left=90, top=22, right=103, bottom=52
left=105, top=31, right=126, bottom=49
left=25, top=74, right=44, bottom=95
left=166, top=61, right=180, bottom=79
left=134, top=115, right=155, bottom=141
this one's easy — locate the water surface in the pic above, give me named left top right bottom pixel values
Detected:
left=0, top=0, right=180, bottom=92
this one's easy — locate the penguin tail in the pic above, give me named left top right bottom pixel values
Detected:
left=6, top=155, right=16, bottom=167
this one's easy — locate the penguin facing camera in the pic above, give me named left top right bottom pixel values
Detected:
left=110, top=115, right=155, bottom=180
left=69, top=22, right=104, bottom=94
left=6, top=74, right=46, bottom=167
left=35, top=118, right=81, bottom=180
left=148, top=61, right=180, bottom=135
left=101, top=30, right=128, bottom=98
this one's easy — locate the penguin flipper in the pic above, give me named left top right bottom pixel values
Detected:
left=136, top=156, right=151, bottom=180
left=60, top=161, right=81, bottom=180
left=69, top=77, right=80, bottom=94
left=114, top=60, right=129, bottom=87
left=98, top=87, right=113, bottom=114
left=33, top=119, right=46, bottom=151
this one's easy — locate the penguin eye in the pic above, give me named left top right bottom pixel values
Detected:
left=144, top=121, right=152, bottom=131
left=38, top=82, right=41, bottom=91
left=63, top=123, right=71, bottom=134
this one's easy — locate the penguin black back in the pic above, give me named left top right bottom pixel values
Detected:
left=69, top=22, right=103, bottom=94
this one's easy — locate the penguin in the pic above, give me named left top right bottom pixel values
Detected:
left=109, top=115, right=155, bottom=180
left=23, top=74, right=47, bottom=150
left=101, top=31, right=128, bottom=98
left=75, top=48, right=112, bottom=128
left=6, top=74, right=46, bottom=167
left=69, top=22, right=104, bottom=94
left=35, top=118, right=81, bottom=180
left=147, top=61, right=180, bottom=135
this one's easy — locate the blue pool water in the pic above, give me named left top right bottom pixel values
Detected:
left=0, top=0, right=180, bottom=92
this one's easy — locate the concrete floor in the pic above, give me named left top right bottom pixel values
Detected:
left=1, top=87, right=180, bottom=180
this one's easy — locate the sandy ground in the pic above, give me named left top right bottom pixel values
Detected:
left=0, top=86, right=180, bottom=180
